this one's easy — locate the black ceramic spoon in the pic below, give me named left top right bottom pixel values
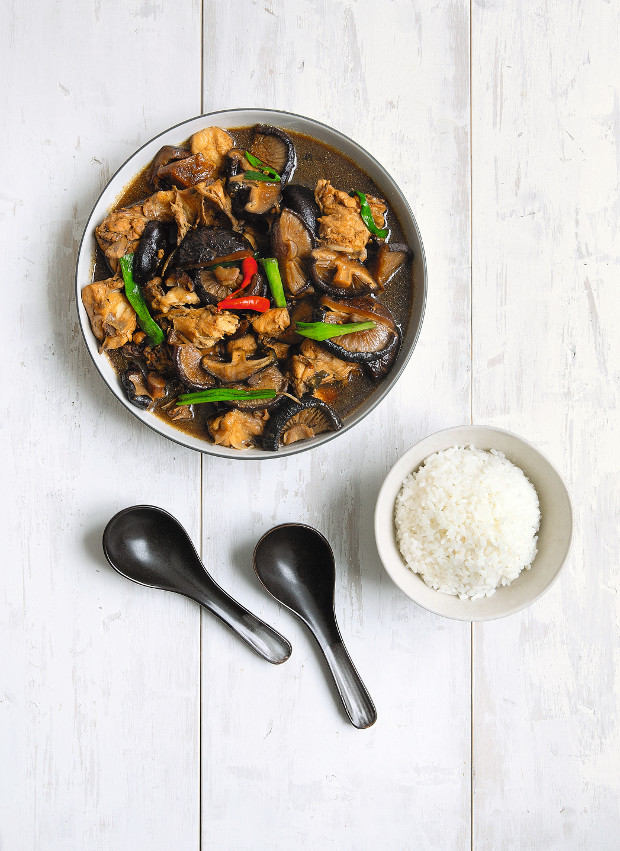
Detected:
left=253, top=523, right=377, bottom=729
left=102, top=505, right=291, bottom=664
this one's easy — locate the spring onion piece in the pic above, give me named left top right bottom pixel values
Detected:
left=242, top=170, right=280, bottom=183
left=119, top=254, right=164, bottom=346
left=350, top=190, right=388, bottom=239
left=244, top=151, right=281, bottom=181
left=259, top=257, right=287, bottom=308
left=176, top=389, right=277, bottom=406
left=295, top=320, right=376, bottom=341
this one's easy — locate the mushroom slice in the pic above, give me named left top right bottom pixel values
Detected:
left=133, top=221, right=175, bottom=284
left=367, top=242, right=412, bottom=287
left=272, top=209, right=314, bottom=297
left=121, top=365, right=152, bottom=409
left=317, top=296, right=401, bottom=377
left=156, top=152, right=215, bottom=189
left=224, top=365, right=289, bottom=411
left=175, top=227, right=254, bottom=271
left=173, top=344, right=217, bottom=391
left=146, top=145, right=191, bottom=188
left=309, top=248, right=381, bottom=298
left=263, top=396, right=342, bottom=451
left=250, top=125, right=297, bottom=185
left=227, top=172, right=281, bottom=216
left=282, top=184, right=320, bottom=236
left=200, top=348, right=276, bottom=383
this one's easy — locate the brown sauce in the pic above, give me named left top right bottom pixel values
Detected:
left=93, top=126, right=414, bottom=447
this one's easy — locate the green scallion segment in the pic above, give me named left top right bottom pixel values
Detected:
left=350, top=190, right=388, bottom=239
left=295, top=320, right=376, bottom=341
left=244, top=151, right=281, bottom=181
left=119, top=254, right=165, bottom=346
left=259, top=257, right=287, bottom=308
left=176, top=389, right=277, bottom=406
left=243, top=170, right=280, bottom=183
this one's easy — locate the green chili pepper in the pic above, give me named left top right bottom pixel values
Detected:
left=259, top=257, right=287, bottom=308
left=243, top=170, right=280, bottom=183
left=350, top=190, right=388, bottom=239
left=176, top=389, right=277, bottom=406
left=119, top=254, right=164, bottom=346
left=295, top=320, right=376, bottom=341
left=244, top=151, right=281, bottom=181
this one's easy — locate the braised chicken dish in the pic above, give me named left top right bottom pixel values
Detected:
left=82, top=124, right=413, bottom=451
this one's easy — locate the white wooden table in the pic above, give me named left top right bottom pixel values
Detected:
left=2, top=1, right=619, bottom=848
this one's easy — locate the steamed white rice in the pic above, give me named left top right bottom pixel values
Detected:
left=394, top=446, right=540, bottom=600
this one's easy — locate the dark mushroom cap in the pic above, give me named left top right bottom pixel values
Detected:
left=173, top=344, right=217, bottom=391
left=146, top=145, right=191, bottom=188
left=262, top=395, right=342, bottom=451
left=251, top=125, right=297, bottom=185
left=281, top=184, right=320, bottom=236
left=272, top=208, right=314, bottom=297
left=175, top=227, right=254, bottom=271
left=223, top=364, right=289, bottom=411
left=366, top=241, right=412, bottom=288
left=309, top=248, right=381, bottom=298
left=121, top=365, right=152, bottom=409
left=133, top=220, right=174, bottom=284
left=316, top=296, right=401, bottom=368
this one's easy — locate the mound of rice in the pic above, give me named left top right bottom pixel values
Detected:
left=394, top=446, right=540, bottom=600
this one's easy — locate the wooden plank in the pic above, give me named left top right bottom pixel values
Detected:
left=472, top=1, right=620, bottom=847
left=0, top=1, right=202, bottom=848
left=201, top=1, right=472, bottom=848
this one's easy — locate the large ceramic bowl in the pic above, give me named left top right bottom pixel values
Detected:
left=76, top=109, right=427, bottom=459
left=374, top=425, right=573, bottom=621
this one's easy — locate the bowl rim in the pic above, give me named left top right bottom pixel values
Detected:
left=75, top=107, right=428, bottom=460
left=374, top=424, right=574, bottom=621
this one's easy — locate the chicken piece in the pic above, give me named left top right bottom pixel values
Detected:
left=190, top=127, right=234, bottom=172
left=251, top=307, right=290, bottom=337
left=314, top=179, right=386, bottom=261
left=168, top=305, right=239, bottom=348
left=170, top=187, right=206, bottom=240
left=208, top=409, right=269, bottom=450
left=289, top=338, right=358, bottom=396
left=96, top=188, right=207, bottom=272
left=197, top=178, right=238, bottom=227
left=95, top=208, right=150, bottom=273
left=81, top=278, right=137, bottom=350
left=143, top=277, right=201, bottom=315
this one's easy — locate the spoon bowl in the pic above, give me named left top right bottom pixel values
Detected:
left=103, top=505, right=291, bottom=664
left=254, top=523, right=376, bottom=728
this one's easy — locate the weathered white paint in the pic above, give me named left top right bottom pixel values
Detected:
left=0, top=1, right=202, bottom=849
left=471, top=1, right=620, bottom=847
left=1, top=0, right=618, bottom=848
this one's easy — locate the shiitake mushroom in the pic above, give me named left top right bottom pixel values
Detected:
left=263, top=395, right=342, bottom=451
left=174, top=227, right=254, bottom=271
left=316, top=295, right=401, bottom=378
left=250, top=125, right=297, bottom=185
left=309, top=248, right=381, bottom=298
left=133, top=220, right=176, bottom=284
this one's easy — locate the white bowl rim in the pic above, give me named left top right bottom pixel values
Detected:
left=75, top=107, right=428, bottom=460
left=374, top=424, right=574, bottom=621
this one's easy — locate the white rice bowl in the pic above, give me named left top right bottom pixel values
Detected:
left=394, top=446, right=541, bottom=600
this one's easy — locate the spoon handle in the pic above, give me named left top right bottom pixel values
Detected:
left=317, top=635, right=377, bottom=729
left=193, top=583, right=292, bottom=664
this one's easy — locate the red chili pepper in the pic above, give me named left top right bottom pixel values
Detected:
left=217, top=295, right=270, bottom=312
left=229, top=256, right=259, bottom=299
